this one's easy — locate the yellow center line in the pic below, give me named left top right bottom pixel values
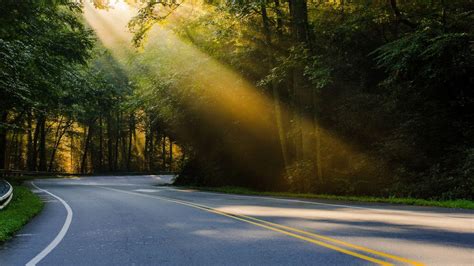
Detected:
left=99, top=186, right=415, bottom=266
left=188, top=205, right=393, bottom=265
left=166, top=194, right=424, bottom=266
left=234, top=213, right=425, bottom=266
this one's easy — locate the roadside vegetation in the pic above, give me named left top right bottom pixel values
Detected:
left=184, top=186, right=474, bottom=210
left=0, top=1, right=181, bottom=175
left=0, top=186, right=43, bottom=242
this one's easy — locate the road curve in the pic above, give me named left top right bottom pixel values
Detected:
left=0, top=175, right=472, bottom=265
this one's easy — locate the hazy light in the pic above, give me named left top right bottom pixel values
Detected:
left=108, top=0, right=129, bottom=11
left=214, top=205, right=474, bottom=233
left=83, top=1, right=372, bottom=183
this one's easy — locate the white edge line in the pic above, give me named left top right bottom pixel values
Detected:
left=27, top=182, right=73, bottom=266
left=166, top=187, right=459, bottom=217
left=166, top=187, right=380, bottom=211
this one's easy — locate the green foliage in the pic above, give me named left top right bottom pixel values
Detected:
left=128, top=1, right=183, bottom=47
left=0, top=0, right=94, bottom=115
left=127, top=0, right=473, bottom=199
left=2, top=0, right=472, bottom=200
left=374, top=30, right=472, bottom=103
left=0, top=1, right=146, bottom=173
left=0, top=186, right=44, bottom=242
left=372, top=19, right=473, bottom=199
left=0, top=40, right=32, bottom=112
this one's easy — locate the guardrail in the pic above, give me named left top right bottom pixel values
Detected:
left=0, top=179, right=13, bottom=210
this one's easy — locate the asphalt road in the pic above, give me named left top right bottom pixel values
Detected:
left=0, top=176, right=472, bottom=265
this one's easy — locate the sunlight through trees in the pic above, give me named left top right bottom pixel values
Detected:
left=1, top=0, right=472, bottom=199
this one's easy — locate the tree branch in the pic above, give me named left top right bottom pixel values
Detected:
left=389, top=0, right=417, bottom=29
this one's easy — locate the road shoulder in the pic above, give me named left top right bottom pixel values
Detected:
left=0, top=185, right=44, bottom=242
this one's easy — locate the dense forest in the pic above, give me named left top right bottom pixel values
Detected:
left=0, top=1, right=181, bottom=174
left=1, top=0, right=472, bottom=200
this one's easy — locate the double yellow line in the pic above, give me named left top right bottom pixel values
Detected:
left=100, top=186, right=424, bottom=266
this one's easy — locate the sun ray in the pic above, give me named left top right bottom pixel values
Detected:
left=83, top=0, right=373, bottom=182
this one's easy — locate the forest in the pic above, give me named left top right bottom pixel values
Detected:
left=0, top=0, right=472, bottom=200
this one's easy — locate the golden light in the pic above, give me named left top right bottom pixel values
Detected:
left=83, top=1, right=373, bottom=186
left=108, top=0, right=130, bottom=11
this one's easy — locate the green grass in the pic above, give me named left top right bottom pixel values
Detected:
left=0, top=186, right=44, bottom=242
left=182, top=186, right=474, bottom=209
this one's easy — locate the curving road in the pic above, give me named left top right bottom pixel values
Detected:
left=0, top=175, right=473, bottom=265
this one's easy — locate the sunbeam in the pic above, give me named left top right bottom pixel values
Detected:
left=83, top=0, right=373, bottom=190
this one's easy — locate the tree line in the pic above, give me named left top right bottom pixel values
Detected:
left=128, top=0, right=473, bottom=199
left=0, top=0, right=180, bottom=174
left=1, top=0, right=472, bottom=200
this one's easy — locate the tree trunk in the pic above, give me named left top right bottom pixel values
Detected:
left=90, top=126, right=96, bottom=173
left=169, top=138, right=173, bottom=171
left=147, top=124, right=154, bottom=171
left=69, top=131, right=75, bottom=173
left=48, top=117, right=62, bottom=172
left=261, top=3, right=290, bottom=174
left=27, top=113, right=34, bottom=170
left=98, top=116, right=103, bottom=172
left=107, top=115, right=114, bottom=171
left=7, top=128, right=18, bottom=170
left=144, top=127, right=149, bottom=170
left=289, top=0, right=324, bottom=191
left=48, top=118, right=70, bottom=172
left=389, top=0, right=417, bottom=29
left=31, top=115, right=41, bottom=171
left=126, top=114, right=134, bottom=171
left=340, top=0, right=345, bottom=18
left=162, top=135, right=166, bottom=169
left=80, top=122, right=94, bottom=174
left=115, top=113, right=120, bottom=171
left=180, top=147, right=186, bottom=168
left=289, top=0, right=311, bottom=162
left=289, top=0, right=310, bottom=44
left=312, top=90, right=323, bottom=183
left=38, top=115, right=47, bottom=171
left=149, top=129, right=154, bottom=170
left=16, top=128, right=24, bottom=169
left=274, top=0, right=283, bottom=37
left=0, top=111, right=8, bottom=170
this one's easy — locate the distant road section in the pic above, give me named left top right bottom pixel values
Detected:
left=0, top=175, right=472, bottom=265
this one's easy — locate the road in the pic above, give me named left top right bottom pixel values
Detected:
left=0, top=176, right=472, bottom=265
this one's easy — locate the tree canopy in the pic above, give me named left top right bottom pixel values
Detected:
left=1, top=0, right=472, bottom=199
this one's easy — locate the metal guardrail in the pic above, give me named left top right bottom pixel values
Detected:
left=0, top=179, right=13, bottom=210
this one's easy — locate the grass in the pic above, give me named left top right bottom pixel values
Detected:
left=0, top=186, right=44, bottom=242
left=182, top=186, right=474, bottom=209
